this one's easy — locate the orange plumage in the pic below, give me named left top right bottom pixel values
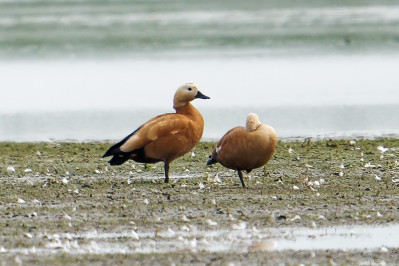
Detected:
left=207, top=113, right=277, bottom=188
left=103, top=83, right=210, bottom=183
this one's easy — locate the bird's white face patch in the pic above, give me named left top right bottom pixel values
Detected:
left=216, top=146, right=222, bottom=154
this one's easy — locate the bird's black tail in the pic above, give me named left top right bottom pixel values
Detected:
left=102, top=126, right=142, bottom=158
left=108, top=154, right=131, bottom=165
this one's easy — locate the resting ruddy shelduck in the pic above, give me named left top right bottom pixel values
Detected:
left=102, top=83, right=210, bottom=183
left=207, top=113, right=277, bottom=188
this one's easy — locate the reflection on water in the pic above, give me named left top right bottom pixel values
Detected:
left=3, top=223, right=399, bottom=255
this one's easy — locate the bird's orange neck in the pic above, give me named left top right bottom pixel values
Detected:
left=175, top=102, right=194, bottom=114
left=176, top=103, right=204, bottom=139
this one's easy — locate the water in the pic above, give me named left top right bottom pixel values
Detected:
left=1, top=0, right=399, bottom=58
left=2, top=105, right=399, bottom=142
left=1, top=0, right=399, bottom=141
left=4, top=223, right=399, bottom=255
left=1, top=57, right=399, bottom=141
left=1, top=2, right=399, bottom=259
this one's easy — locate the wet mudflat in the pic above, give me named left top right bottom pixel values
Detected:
left=1, top=139, right=399, bottom=265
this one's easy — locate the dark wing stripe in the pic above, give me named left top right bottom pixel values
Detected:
left=102, top=126, right=142, bottom=158
left=107, top=147, right=145, bottom=165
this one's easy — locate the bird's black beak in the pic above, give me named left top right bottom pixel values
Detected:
left=206, top=155, right=218, bottom=165
left=195, top=91, right=210, bottom=99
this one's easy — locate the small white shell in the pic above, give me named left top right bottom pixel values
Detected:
left=290, top=215, right=301, bottom=222
left=180, top=215, right=190, bottom=222
left=377, top=146, right=389, bottom=153
left=17, top=198, right=25, bottom=204
left=231, top=221, right=247, bottom=230
left=63, top=213, right=72, bottom=221
left=160, top=228, right=175, bottom=238
left=365, top=162, right=375, bottom=168
left=131, top=230, right=139, bottom=240
left=206, top=219, right=218, bottom=226
left=24, top=233, right=33, bottom=239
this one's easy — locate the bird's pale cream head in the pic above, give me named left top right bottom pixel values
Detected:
left=173, top=83, right=210, bottom=109
left=246, top=113, right=261, bottom=132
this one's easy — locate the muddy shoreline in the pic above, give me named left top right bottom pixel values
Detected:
left=1, top=139, right=399, bottom=265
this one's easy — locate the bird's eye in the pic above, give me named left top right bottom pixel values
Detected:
left=188, top=88, right=192, bottom=91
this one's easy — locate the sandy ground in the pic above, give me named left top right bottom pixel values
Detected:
left=1, top=139, right=399, bottom=265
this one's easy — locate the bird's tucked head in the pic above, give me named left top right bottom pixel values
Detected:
left=246, top=113, right=261, bottom=132
left=173, top=83, right=210, bottom=109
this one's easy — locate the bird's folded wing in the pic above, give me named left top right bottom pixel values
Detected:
left=120, top=114, right=191, bottom=152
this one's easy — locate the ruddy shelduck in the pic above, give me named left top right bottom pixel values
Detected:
left=207, top=113, right=277, bottom=188
left=103, top=83, right=210, bottom=183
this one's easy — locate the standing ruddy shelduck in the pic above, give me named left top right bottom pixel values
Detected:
left=102, top=83, right=210, bottom=183
left=207, top=113, right=277, bottom=188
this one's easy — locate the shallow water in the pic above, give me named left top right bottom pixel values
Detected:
left=4, top=224, right=399, bottom=256
left=0, top=0, right=399, bottom=58
left=2, top=105, right=399, bottom=142
left=1, top=0, right=399, bottom=141
left=1, top=0, right=399, bottom=58
left=1, top=57, right=399, bottom=141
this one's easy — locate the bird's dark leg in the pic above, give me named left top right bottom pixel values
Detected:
left=237, top=170, right=246, bottom=188
left=164, top=161, right=170, bottom=183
